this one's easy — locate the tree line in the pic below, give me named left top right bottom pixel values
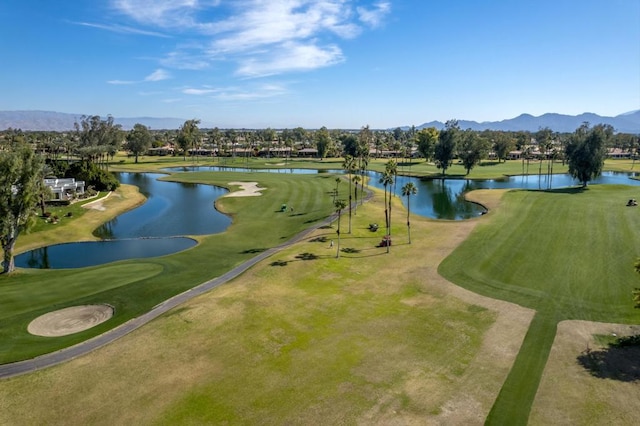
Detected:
left=0, top=115, right=638, bottom=272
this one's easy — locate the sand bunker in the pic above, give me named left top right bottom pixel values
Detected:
left=28, top=305, right=114, bottom=337
left=225, top=182, right=265, bottom=197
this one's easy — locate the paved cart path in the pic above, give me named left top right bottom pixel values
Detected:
left=0, top=186, right=372, bottom=379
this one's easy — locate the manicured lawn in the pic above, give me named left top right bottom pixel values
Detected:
left=0, top=171, right=338, bottom=363
left=0, top=189, right=514, bottom=425
left=439, top=184, right=640, bottom=424
left=2, top=155, right=639, bottom=423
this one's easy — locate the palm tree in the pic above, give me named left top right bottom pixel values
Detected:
left=342, top=155, right=357, bottom=233
left=386, top=159, right=398, bottom=198
left=352, top=174, right=361, bottom=214
left=334, top=199, right=347, bottom=258
left=333, top=177, right=341, bottom=203
left=401, top=182, right=418, bottom=244
left=379, top=170, right=394, bottom=253
left=359, top=154, right=369, bottom=205
left=384, top=160, right=397, bottom=242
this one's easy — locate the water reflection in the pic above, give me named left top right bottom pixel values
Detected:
left=17, top=172, right=230, bottom=269
left=15, top=238, right=197, bottom=269
left=94, top=173, right=231, bottom=239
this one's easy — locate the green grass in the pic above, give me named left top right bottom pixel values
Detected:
left=439, top=184, right=640, bottom=424
left=0, top=171, right=338, bottom=363
left=0, top=190, right=503, bottom=425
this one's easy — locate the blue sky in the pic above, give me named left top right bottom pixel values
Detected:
left=1, top=0, right=638, bottom=128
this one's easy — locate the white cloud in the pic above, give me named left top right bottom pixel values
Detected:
left=108, top=0, right=390, bottom=77
left=357, top=2, right=391, bottom=28
left=144, top=69, right=171, bottom=81
left=107, top=69, right=171, bottom=85
left=183, top=88, right=218, bottom=95
left=75, top=21, right=170, bottom=37
left=107, top=79, right=136, bottom=85
left=237, top=41, right=344, bottom=78
left=212, top=83, right=288, bottom=101
left=160, top=50, right=210, bottom=70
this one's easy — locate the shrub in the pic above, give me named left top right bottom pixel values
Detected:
left=65, top=161, right=120, bottom=191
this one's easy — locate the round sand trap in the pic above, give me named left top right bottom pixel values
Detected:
left=28, top=305, right=114, bottom=337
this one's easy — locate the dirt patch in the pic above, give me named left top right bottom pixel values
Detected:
left=530, top=320, right=640, bottom=425
left=81, top=192, right=113, bottom=211
left=225, top=181, right=265, bottom=197
left=28, top=305, right=114, bottom=337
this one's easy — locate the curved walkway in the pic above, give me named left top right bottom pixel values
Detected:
left=0, top=183, right=373, bottom=379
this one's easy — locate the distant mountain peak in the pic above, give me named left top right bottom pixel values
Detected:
left=1, top=109, right=638, bottom=133
left=415, top=111, right=640, bottom=133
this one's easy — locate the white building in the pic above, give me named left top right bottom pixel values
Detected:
left=44, top=178, right=85, bottom=201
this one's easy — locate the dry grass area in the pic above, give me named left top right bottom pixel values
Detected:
left=530, top=320, right=640, bottom=425
left=0, top=189, right=534, bottom=424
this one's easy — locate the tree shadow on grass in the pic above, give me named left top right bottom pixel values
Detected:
left=295, top=252, right=319, bottom=260
left=577, top=336, right=640, bottom=381
left=269, top=252, right=327, bottom=267
left=542, top=186, right=586, bottom=195
left=241, top=248, right=268, bottom=254
left=341, top=247, right=361, bottom=254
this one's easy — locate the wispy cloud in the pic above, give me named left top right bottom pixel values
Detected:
left=107, top=69, right=171, bottom=85
left=74, top=21, right=170, bottom=38
left=107, top=79, right=136, bottom=85
left=182, top=83, right=289, bottom=101
left=357, top=2, right=391, bottom=28
left=109, top=0, right=390, bottom=78
left=144, top=69, right=171, bottom=81
left=182, top=87, right=218, bottom=95
left=236, top=41, right=343, bottom=78
left=214, top=84, right=288, bottom=101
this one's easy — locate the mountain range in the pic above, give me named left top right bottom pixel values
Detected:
left=0, top=110, right=639, bottom=133
left=415, top=111, right=640, bottom=133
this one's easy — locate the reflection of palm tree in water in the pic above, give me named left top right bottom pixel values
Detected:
left=94, top=218, right=117, bottom=240
left=27, top=247, right=50, bottom=269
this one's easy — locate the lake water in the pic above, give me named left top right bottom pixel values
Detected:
left=15, top=172, right=231, bottom=269
left=15, top=169, right=640, bottom=268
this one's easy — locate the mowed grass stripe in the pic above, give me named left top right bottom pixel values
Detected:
left=440, top=184, right=640, bottom=423
left=0, top=172, right=338, bottom=363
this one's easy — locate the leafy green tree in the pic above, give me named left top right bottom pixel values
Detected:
left=66, top=161, right=119, bottom=191
left=416, top=127, right=439, bottom=162
left=74, top=115, right=122, bottom=167
left=0, top=145, right=46, bottom=273
left=434, top=120, right=460, bottom=175
left=125, top=123, right=152, bottom=163
left=401, top=182, right=417, bottom=244
left=565, top=123, right=611, bottom=187
left=315, top=126, right=332, bottom=159
left=493, top=132, right=515, bottom=163
left=177, top=119, right=201, bottom=160
left=334, top=199, right=347, bottom=258
left=458, top=130, right=488, bottom=175
left=341, top=134, right=360, bottom=157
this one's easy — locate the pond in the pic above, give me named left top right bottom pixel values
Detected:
left=368, top=171, right=640, bottom=220
left=15, top=173, right=231, bottom=269
left=15, top=168, right=640, bottom=269
left=94, top=173, right=231, bottom=239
